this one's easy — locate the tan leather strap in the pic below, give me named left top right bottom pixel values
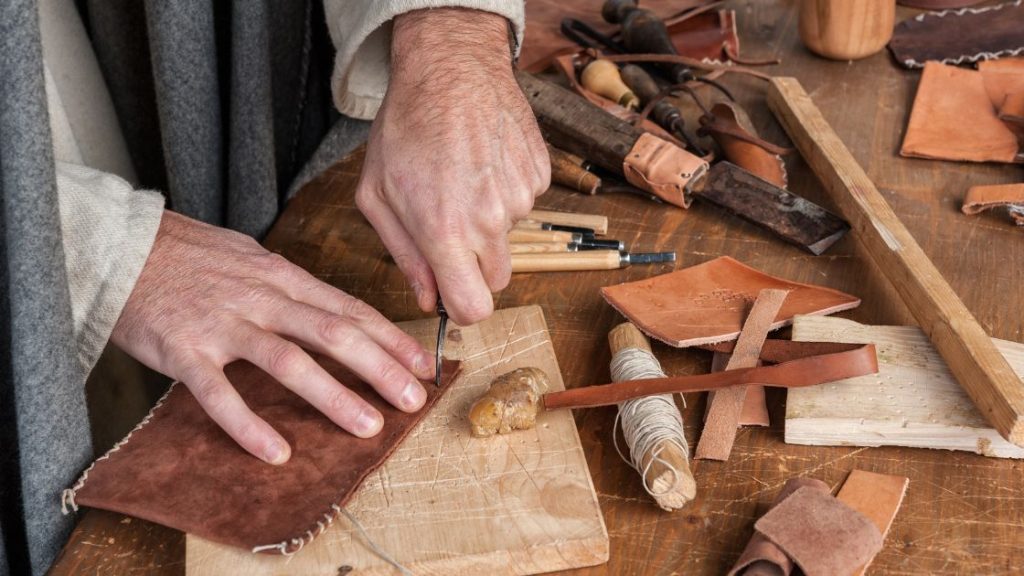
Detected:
left=542, top=342, right=877, bottom=411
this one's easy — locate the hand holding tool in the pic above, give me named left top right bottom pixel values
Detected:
left=511, top=250, right=675, bottom=273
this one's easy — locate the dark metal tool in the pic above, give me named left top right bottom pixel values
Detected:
left=434, top=297, right=447, bottom=387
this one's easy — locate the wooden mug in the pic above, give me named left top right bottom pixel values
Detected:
left=799, top=0, right=896, bottom=60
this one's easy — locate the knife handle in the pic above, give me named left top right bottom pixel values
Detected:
left=512, top=251, right=620, bottom=273
left=509, top=242, right=575, bottom=254
left=508, top=228, right=580, bottom=244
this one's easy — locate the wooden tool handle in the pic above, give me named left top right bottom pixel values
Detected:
left=580, top=59, right=639, bottom=110
left=767, top=77, right=1024, bottom=446
left=509, top=242, right=573, bottom=254
left=508, top=228, right=577, bottom=244
left=527, top=209, right=609, bottom=235
left=609, top=322, right=654, bottom=355
left=548, top=146, right=601, bottom=195
left=512, top=251, right=620, bottom=273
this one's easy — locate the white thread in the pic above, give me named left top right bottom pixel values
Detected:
left=339, top=508, right=413, bottom=576
left=61, top=382, right=179, bottom=514
left=610, top=347, right=690, bottom=497
left=901, top=0, right=1023, bottom=68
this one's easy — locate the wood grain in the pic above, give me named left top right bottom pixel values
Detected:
left=186, top=306, right=608, bottom=575
left=788, top=315, right=1024, bottom=458
left=767, top=76, right=1024, bottom=447
left=798, top=0, right=895, bottom=60
left=52, top=2, right=1024, bottom=575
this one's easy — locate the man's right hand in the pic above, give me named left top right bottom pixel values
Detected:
left=111, top=211, right=435, bottom=465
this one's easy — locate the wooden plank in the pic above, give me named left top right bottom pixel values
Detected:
left=767, top=76, right=1024, bottom=446
left=185, top=306, right=608, bottom=575
left=788, top=315, right=1024, bottom=458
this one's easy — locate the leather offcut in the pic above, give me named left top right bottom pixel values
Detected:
left=65, top=357, right=462, bottom=554
left=962, top=183, right=1024, bottom=225
left=622, top=132, right=709, bottom=207
left=889, top=1, right=1024, bottom=69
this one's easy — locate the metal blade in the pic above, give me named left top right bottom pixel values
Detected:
left=435, top=298, right=447, bottom=388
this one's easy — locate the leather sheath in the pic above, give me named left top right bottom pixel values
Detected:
left=64, top=357, right=462, bottom=554
left=622, top=132, right=708, bottom=207
left=962, top=183, right=1024, bottom=225
left=889, top=1, right=1024, bottom=69
left=541, top=342, right=877, bottom=410
left=601, top=256, right=861, bottom=348
left=901, top=61, right=1023, bottom=164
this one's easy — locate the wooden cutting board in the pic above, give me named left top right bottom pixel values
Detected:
left=787, top=315, right=1024, bottom=458
left=185, top=305, right=609, bottom=575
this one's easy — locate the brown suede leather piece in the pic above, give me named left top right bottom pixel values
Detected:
left=727, top=477, right=830, bottom=576
left=70, top=358, right=462, bottom=553
left=601, top=256, right=860, bottom=348
left=901, top=62, right=1022, bottom=164
left=754, top=487, right=884, bottom=576
left=889, top=1, right=1024, bottom=68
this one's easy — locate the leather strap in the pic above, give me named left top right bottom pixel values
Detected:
left=542, top=343, right=877, bottom=411
left=696, top=289, right=788, bottom=460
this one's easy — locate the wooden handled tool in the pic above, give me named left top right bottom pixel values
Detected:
left=548, top=145, right=601, bottom=195
left=508, top=242, right=576, bottom=254
left=602, top=0, right=693, bottom=83
left=767, top=77, right=1024, bottom=447
left=511, top=250, right=674, bottom=273
left=527, top=209, right=609, bottom=235
left=508, top=228, right=582, bottom=244
left=580, top=59, right=639, bottom=110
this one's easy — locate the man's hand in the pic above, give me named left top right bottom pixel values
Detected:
left=111, top=211, right=435, bottom=464
left=356, top=8, right=550, bottom=325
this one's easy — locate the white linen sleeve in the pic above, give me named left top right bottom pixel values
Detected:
left=55, top=161, right=165, bottom=376
left=324, top=0, right=524, bottom=120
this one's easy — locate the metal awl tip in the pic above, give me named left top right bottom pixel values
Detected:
left=435, top=297, right=447, bottom=387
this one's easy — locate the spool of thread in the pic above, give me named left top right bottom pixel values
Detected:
left=580, top=59, right=639, bottom=111
left=608, top=323, right=696, bottom=510
left=799, top=0, right=895, bottom=61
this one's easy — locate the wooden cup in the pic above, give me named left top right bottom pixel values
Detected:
left=799, top=0, right=895, bottom=61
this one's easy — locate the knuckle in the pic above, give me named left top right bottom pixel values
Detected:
left=326, top=388, right=357, bottom=416
left=194, top=377, right=230, bottom=415
left=337, top=296, right=374, bottom=323
left=317, top=316, right=357, bottom=348
left=266, top=342, right=307, bottom=376
left=374, top=360, right=405, bottom=387
left=459, top=297, right=493, bottom=325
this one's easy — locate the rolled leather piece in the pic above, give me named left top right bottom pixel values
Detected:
left=754, top=487, right=884, bottom=576
left=541, top=342, right=877, bottom=410
left=962, top=183, right=1024, bottom=225
left=64, top=358, right=463, bottom=554
left=726, top=477, right=831, bottom=576
left=889, top=1, right=1024, bottom=69
left=700, top=102, right=789, bottom=188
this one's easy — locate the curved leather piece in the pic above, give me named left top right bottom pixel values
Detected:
left=962, top=183, right=1024, bottom=225
left=66, top=358, right=462, bottom=554
left=541, top=342, right=877, bottom=410
left=622, top=132, right=708, bottom=207
left=601, top=256, right=861, bottom=348
left=889, top=1, right=1024, bottom=69
left=701, top=102, right=789, bottom=187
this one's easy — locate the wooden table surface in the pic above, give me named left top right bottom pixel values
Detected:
left=51, top=1, right=1024, bottom=574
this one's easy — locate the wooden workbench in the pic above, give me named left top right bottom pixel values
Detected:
left=51, top=1, right=1024, bottom=574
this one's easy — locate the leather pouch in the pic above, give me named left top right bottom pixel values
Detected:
left=889, top=0, right=1024, bottom=69
left=901, top=61, right=1023, bottom=164
left=62, top=357, right=462, bottom=555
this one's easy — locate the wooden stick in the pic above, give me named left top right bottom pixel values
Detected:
left=511, top=251, right=620, bottom=273
left=767, top=77, right=1024, bottom=447
left=508, top=228, right=579, bottom=244
left=547, top=146, right=602, bottom=196
left=608, top=323, right=695, bottom=510
left=527, top=209, right=609, bottom=235
left=508, top=242, right=575, bottom=254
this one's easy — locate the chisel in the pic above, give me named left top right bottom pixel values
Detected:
left=511, top=250, right=675, bottom=273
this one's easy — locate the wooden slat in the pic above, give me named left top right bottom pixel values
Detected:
left=767, top=77, right=1024, bottom=446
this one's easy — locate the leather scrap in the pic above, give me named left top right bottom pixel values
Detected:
left=696, top=289, right=789, bottom=461
left=63, top=357, right=462, bottom=554
left=710, top=352, right=770, bottom=427
left=727, top=477, right=830, bottom=576
left=541, top=342, right=877, bottom=411
left=962, top=183, right=1024, bottom=225
left=622, top=132, right=709, bottom=207
left=901, top=61, right=1022, bottom=164
left=700, top=102, right=789, bottom=188
left=889, top=1, right=1024, bottom=69
left=754, top=487, right=883, bottom=576
left=836, top=470, right=910, bottom=576
left=600, top=256, right=860, bottom=348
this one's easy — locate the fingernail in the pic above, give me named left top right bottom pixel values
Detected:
left=400, top=381, right=427, bottom=411
left=355, top=409, right=383, bottom=437
left=264, top=441, right=289, bottom=465
left=411, top=283, right=425, bottom=307
left=414, top=352, right=433, bottom=377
